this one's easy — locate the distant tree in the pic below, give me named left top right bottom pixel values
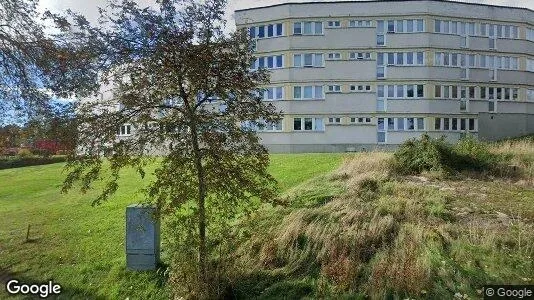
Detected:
left=23, top=102, right=77, bottom=154
left=0, top=125, right=23, bottom=153
left=0, top=0, right=99, bottom=122
left=61, top=0, right=280, bottom=296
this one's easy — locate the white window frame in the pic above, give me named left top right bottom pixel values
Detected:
left=293, top=53, right=324, bottom=68
left=327, top=52, right=342, bottom=60
left=327, top=20, right=341, bottom=28
left=293, top=85, right=324, bottom=100
left=118, top=124, right=132, bottom=136
left=293, top=117, right=325, bottom=131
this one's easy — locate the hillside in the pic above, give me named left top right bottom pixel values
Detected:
left=231, top=137, right=534, bottom=299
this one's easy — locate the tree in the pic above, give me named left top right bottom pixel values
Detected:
left=0, top=0, right=99, bottom=122
left=61, top=0, right=280, bottom=296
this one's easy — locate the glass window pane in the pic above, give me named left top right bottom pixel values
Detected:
left=303, top=22, right=312, bottom=34
left=407, top=118, right=415, bottom=130
left=315, top=22, right=323, bottom=34
left=407, top=20, right=414, bottom=32
left=407, top=52, right=414, bottom=65
left=417, top=52, right=424, bottom=65
left=378, top=118, right=385, bottom=130
left=377, top=20, right=384, bottom=33
left=276, top=23, right=283, bottom=36
left=397, top=52, right=404, bottom=65
left=304, top=86, right=313, bottom=98
left=315, top=86, right=323, bottom=99
left=294, top=54, right=302, bottom=67
left=304, top=118, right=313, bottom=130
left=397, top=118, right=404, bottom=131
left=294, top=22, right=302, bottom=34
left=388, top=118, right=394, bottom=130
left=388, top=85, right=395, bottom=97
left=258, top=26, right=265, bottom=38
left=417, top=19, right=423, bottom=32
left=293, top=118, right=301, bottom=130
left=294, top=86, right=301, bottom=99
left=417, top=118, right=424, bottom=130
left=407, top=85, right=414, bottom=97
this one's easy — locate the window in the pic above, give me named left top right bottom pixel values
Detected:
left=350, top=20, right=372, bottom=27
left=253, top=55, right=283, bottom=69
left=293, top=117, right=324, bottom=131
left=417, top=52, right=424, bottom=65
left=396, top=52, right=404, bottom=65
left=469, top=119, right=475, bottom=131
left=350, top=52, right=371, bottom=60
left=397, top=118, right=404, bottom=131
left=417, top=118, right=425, bottom=130
left=435, top=85, right=441, bottom=98
left=261, top=87, right=284, bottom=100
left=435, top=118, right=441, bottom=130
left=407, top=118, right=415, bottom=130
left=444, top=118, right=450, bottom=130
left=469, top=86, right=475, bottom=99
left=351, top=85, right=371, bottom=92
left=118, top=124, right=132, bottom=136
left=328, top=117, right=341, bottom=124
left=257, top=119, right=283, bottom=131
left=276, top=24, right=283, bottom=36
left=293, top=86, right=324, bottom=100
left=387, top=20, right=395, bottom=33
left=377, top=67, right=385, bottom=79
left=417, top=85, right=424, bottom=98
left=481, top=87, right=486, bottom=99
left=327, top=52, right=341, bottom=60
left=378, top=118, right=385, bottom=131
left=294, top=53, right=323, bottom=68
left=293, top=22, right=302, bottom=35
left=377, top=34, right=385, bottom=46
left=327, top=21, right=341, bottom=28
left=407, top=85, right=414, bottom=98
left=397, top=20, right=404, bottom=33
left=435, top=20, right=441, bottom=33
left=528, top=89, right=534, bottom=102
left=294, top=21, right=322, bottom=35
left=388, top=118, right=395, bottom=130
left=489, top=101, right=495, bottom=112
left=327, top=85, right=341, bottom=93
left=460, top=119, right=466, bottom=131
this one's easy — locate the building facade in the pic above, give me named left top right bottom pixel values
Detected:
left=235, top=0, right=534, bottom=153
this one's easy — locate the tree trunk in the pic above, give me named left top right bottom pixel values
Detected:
left=190, top=120, right=207, bottom=284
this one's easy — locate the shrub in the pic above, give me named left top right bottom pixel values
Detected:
left=391, top=135, right=453, bottom=175
left=17, top=148, right=33, bottom=158
left=391, top=134, right=510, bottom=177
left=0, top=156, right=67, bottom=170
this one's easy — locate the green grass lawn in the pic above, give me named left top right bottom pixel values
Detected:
left=0, top=153, right=344, bottom=299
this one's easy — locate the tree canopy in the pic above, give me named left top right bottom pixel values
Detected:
left=0, top=0, right=99, bottom=122
left=60, top=0, right=280, bottom=297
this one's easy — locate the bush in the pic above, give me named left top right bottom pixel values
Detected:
left=391, top=134, right=509, bottom=177
left=17, top=148, right=33, bottom=158
left=391, top=135, right=454, bottom=175
left=0, top=156, right=67, bottom=170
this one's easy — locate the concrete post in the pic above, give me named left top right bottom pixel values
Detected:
left=125, top=204, right=160, bottom=270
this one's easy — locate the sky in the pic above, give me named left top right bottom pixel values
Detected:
left=39, top=0, right=534, bottom=31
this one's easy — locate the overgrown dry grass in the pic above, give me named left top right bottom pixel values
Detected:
left=232, top=141, right=534, bottom=299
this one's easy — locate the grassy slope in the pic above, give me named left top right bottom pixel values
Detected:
left=232, top=141, right=534, bottom=299
left=0, top=153, right=345, bottom=299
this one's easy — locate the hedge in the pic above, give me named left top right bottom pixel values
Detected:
left=0, top=156, right=67, bottom=170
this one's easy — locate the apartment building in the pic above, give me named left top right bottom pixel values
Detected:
left=235, top=0, right=534, bottom=153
